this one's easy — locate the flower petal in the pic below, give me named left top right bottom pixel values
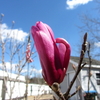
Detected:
left=31, top=30, right=61, bottom=85
left=35, top=21, right=55, bottom=41
left=56, top=38, right=71, bottom=70
left=44, top=23, right=55, bottom=42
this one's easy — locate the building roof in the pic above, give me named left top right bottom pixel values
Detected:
left=70, top=56, right=100, bottom=65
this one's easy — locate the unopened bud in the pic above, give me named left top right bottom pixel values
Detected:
left=51, top=82, right=59, bottom=92
left=90, top=72, right=92, bottom=76
left=72, top=64, right=76, bottom=70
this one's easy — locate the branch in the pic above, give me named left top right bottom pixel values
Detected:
left=87, top=42, right=92, bottom=94
left=64, top=33, right=88, bottom=99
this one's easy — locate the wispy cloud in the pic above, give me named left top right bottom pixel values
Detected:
left=31, top=68, right=42, bottom=75
left=66, top=0, right=93, bottom=9
left=94, top=42, right=100, bottom=47
left=0, top=23, right=28, bottom=42
left=30, top=69, right=42, bottom=77
left=21, top=68, right=42, bottom=77
left=0, top=62, right=42, bottom=77
left=0, top=62, right=17, bottom=71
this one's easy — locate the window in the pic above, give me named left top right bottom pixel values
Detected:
left=96, top=73, right=100, bottom=85
left=96, top=73, right=100, bottom=78
left=97, top=80, right=100, bottom=85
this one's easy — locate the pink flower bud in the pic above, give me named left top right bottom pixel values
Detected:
left=31, top=21, right=71, bottom=86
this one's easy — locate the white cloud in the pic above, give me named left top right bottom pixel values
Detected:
left=0, top=23, right=28, bottom=42
left=0, top=62, right=42, bottom=78
left=0, top=62, right=17, bottom=71
left=66, top=0, right=93, bottom=9
left=21, top=68, right=42, bottom=76
left=30, top=68, right=42, bottom=78
left=31, top=69, right=42, bottom=74
left=94, top=42, right=100, bottom=47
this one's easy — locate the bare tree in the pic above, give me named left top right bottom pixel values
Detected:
left=79, top=0, right=100, bottom=59
left=0, top=14, right=34, bottom=100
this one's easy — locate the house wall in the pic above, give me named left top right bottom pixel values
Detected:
left=0, top=80, right=26, bottom=100
left=0, top=70, right=52, bottom=100
left=81, top=67, right=100, bottom=94
left=60, top=63, right=80, bottom=100
left=61, top=59, right=100, bottom=100
left=60, top=71, right=79, bottom=100
left=0, top=79, right=51, bottom=100
left=28, top=84, right=52, bottom=96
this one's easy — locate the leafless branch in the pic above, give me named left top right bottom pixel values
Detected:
left=64, top=33, right=87, bottom=99
left=0, top=16, right=34, bottom=100
left=87, top=42, right=92, bottom=94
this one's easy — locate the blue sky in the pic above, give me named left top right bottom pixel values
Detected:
left=0, top=0, right=98, bottom=71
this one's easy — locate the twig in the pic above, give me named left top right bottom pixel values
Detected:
left=64, top=33, right=88, bottom=99
left=87, top=42, right=92, bottom=94
left=72, top=64, right=85, bottom=92
left=68, top=86, right=81, bottom=98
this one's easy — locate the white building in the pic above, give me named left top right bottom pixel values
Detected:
left=0, top=70, right=51, bottom=100
left=60, top=56, right=100, bottom=100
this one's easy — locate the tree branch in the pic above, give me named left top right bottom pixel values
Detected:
left=64, top=33, right=87, bottom=99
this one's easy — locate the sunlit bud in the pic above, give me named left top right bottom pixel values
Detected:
left=90, top=72, right=92, bottom=76
left=72, top=64, right=76, bottom=70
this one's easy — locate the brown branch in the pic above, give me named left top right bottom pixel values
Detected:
left=64, top=33, right=88, bottom=99
left=87, top=42, right=92, bottom=94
